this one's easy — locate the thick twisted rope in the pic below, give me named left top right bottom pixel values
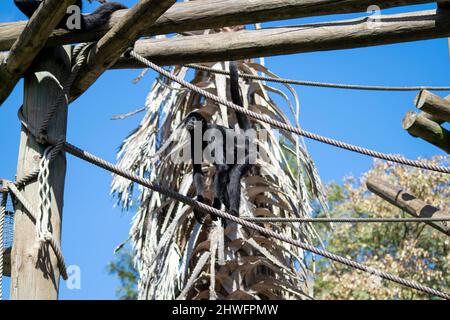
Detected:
left=129, top=51, right=450, bottom=174
left=37, top=43, right=93, bottom=140
left=32, top=137, right=446, bottom=300
left=0, top=193, right=6, bottom=301
left=37, top=142, right=64, bottom=247
left=185, top=63, right=450, bottom=92
left=6, top=182, right=68, bottom=280
left=243, top=217, right=450, bottom=223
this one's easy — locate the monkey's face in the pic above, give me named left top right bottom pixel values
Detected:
left=185, top=113, right=206, bottom=131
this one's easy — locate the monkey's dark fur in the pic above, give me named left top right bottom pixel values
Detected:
left=14, top=0, right=127, bottom=32
left=187, top=61, right=252, bottom=224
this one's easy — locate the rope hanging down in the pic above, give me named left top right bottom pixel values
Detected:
left=243, top=217, right=450, bottom=223
left=186, top=64, right=450, bottom=92
left=6, top=182, right=68, bottom=280
left=128, top=51, right=450, bottom=175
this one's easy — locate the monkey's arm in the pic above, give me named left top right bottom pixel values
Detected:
left=13, top=0, right=42, bottom=18
left=230, top=61, right=252, bottom=131
left=81, top=2, right=127, bottom=31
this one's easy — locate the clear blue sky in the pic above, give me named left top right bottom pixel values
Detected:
left=0, top=1, right=448, bottom=299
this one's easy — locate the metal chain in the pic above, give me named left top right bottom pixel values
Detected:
left=47, top=139, right=448, bottom=300
left=243, top=217, right=450, bottom=223
left=185, top=63, right=450, bottom=92
left=129, top=51, right=450, bottom=174
left=6, top=182, right=68, bottom=280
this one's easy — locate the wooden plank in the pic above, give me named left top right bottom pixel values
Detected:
left=10, top=46, right=71, bottom=300
left=402, top=111, right=450, bottom=153
left=69, top=0, right=177, bottom=101
left=112, top=9, right=450, bottom=69
left=415, top=90, right=450, bottom=122
left=0, top=0, right=76, bottom=106
left=367, top=177, right=450, bottom=236
left=0, top=0, right=436, bottom=52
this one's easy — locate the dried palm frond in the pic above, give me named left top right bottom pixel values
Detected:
left=112, top=28, right=327, bottom=299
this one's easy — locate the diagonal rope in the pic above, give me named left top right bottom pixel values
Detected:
left=243, top=217, right=450, bottom=223
left=29, top=135, right=447, bottom=300
left=185, top=63, right=450, bottom=92
left=128, top=51, right=450, bottom=174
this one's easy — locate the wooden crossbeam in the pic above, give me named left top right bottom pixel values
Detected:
left=415, top=90, right=450, bottom=123
left=0, top=0, right=436, bottom=52
left=367, top=177, right=450, bottom=236
left=112, top=9, right=450, bottom=69
left=0, top=0, right=76, bottom=106
left=69, top=0, right=177, bottom=101
left=402, top=112, right=450, bottom=153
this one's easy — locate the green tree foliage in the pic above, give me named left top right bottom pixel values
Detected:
left=314, top=156, right=449, bottom=300
left=109, top=156, right=449, bottom=300
left=107, top=249, right=139, bottom=300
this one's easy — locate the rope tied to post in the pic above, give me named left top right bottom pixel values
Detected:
left=3, top=43, right=92, bottom=282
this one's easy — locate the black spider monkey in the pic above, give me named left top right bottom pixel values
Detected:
left=186, top=61, right=253, bottom=224
left=14, top=0, right=127, bottom=32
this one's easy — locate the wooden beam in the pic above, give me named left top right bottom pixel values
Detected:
left=0, top=0, right=76, bottom=106
left=415, top=90, right=450, bottom=122
left=402, top=111, right=450, bottom=153
left=112, top=9, right=450, bottom=69
left=10, top=46, right=71, bottom=300
left=367, top=177, right=450, bottom=236
left=0, top=0, right=436, bottom=52
left=69, top=0, right=177, bottom=100
left=3, top=247, right=11, bottom=277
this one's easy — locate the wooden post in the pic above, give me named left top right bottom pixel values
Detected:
left=415, top=90, right=450, bottom=123
left=366, top=177, right=450, bottom=236
left=402, top=111, right=450, bottom=153
left=10, top=46, right=70, bottom=300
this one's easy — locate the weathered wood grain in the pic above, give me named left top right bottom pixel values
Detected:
left=10, top=46, right=71, bottom=300
left=403, top=112, right=450, bottom=154
left=0, top=0, right=76, bottom=106
left=415, top=90, right=450, bottom=123
left=0, top=0, right=436, bottom=51
left=112, top=9, right=450, bottom=69
left=367, top=177, right=450, bottom=236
